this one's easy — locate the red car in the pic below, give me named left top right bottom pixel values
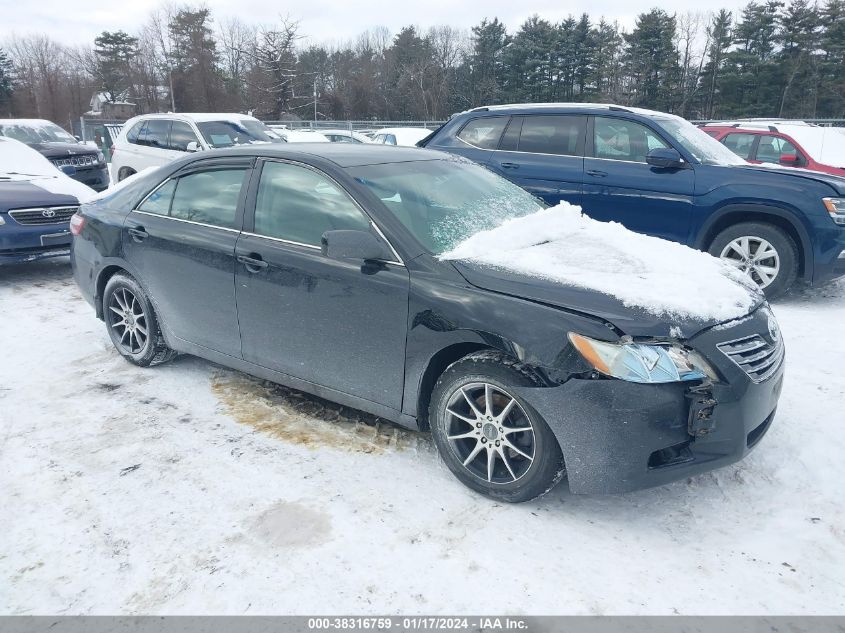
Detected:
left=700, top=121, right=845, bottom=177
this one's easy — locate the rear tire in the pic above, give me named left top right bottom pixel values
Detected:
left=429, top=351, right=565, bottom=503
left=103, top=273, right=176, bottom=367
left=708, top=222, right=799, bottom=299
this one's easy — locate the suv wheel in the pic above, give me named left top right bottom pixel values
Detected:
left=103, top=273, right=176, bottom=367
left=429, top=351, right=565, bottom=503
left=708, top=222, right=798, bottom=299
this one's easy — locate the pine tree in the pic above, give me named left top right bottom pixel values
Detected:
left=0, top=48, right=13, bottom=116
left=468, top=18, right=509, bottom=105
left=93, top=31, right=138, bottom=103
left=700, top=10, right=733, bottom=118
left=623, top=9, right=682, bottom=111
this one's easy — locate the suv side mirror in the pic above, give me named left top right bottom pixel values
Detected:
left=779, top=153, right=801, bottom=166
left=646, top=147, right=685, bottom=169
left=186, top=141, right=200, bottom=152
left=321, top=230, right=390, bottom=261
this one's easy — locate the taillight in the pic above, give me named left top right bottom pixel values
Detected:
left=69, top=213, right=86, bottom=236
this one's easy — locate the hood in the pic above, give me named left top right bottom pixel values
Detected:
left=452, top=260, right=762, bottom=339
left=26, top=141, right=99, bottom=159
left=732, top=162, right=845, bottom=195
left=0, top=180, right=79, bottom=213
left=440, top=204, right=764, bottom=340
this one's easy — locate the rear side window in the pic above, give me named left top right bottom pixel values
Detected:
left=253, top=161, right=371, bottom=246
left=593, top=117, right=668, bottom=163
left=457, top=117, right=508, bottom=150
left=516, top=115, right=586, bottom=156
left=139, top=169, right=247, bottom=229
left=722, top=133, right=757, bottom=160
left=169, top=121, right=200, bottom=151
left=138, top=120, right=171, bottom=149
left=138, top=180, right=177, bottom=214
left=126, top=121, right=145, bottom=144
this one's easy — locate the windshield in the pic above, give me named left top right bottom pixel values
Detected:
left=196, top=119, right=279, bottom=148
left=0, top=122, right=77, bottom=144
left=654, top=116, right=746, bottom=166
left=349, top=158, right=545, bottom=254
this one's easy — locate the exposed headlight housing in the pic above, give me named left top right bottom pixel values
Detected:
left=823, top=198, right=845, bottom=225
left=569, top=332, right=718, bottom=384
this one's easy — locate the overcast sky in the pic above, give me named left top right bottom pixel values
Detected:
left=2, top=0, right=745, bottom=47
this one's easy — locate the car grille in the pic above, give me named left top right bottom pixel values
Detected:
left=717, top=334, right=784, bottom=383
left=8, top=206, right=78, bottom=225
left=52, top=155, right=98, bottom=168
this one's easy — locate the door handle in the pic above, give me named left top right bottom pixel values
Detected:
left=127, top=226, right=148, bottom=242
left=237, top=253, right=269, bottom=273
left=500, top=162, right=520, bottom=169
left=586, top=169, right=608, bottom=178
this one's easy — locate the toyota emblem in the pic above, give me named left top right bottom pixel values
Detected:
left=41, top=208, right=56, bottom=218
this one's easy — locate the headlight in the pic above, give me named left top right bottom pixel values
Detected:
left=823, top=198, right=845, bottom=225
left=96, top=151, right=106, bottom=164
left=569, top=332, right=718, bottom=383
left=0, top=215, right=5, bottom=226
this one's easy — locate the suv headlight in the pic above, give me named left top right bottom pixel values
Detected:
left=823, top=198, right=845, bottom=225
left=569, top=332, right=718, bottom=383
left=96, top=151, right=106, bottom=164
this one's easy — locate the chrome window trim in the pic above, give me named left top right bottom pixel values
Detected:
left=240, top=231, right=320, bottom=250
left=490, top=147, right=585, bottom=159
left=131, top=209, right=241, bottom=233
left=255, top=158, right=406, bottom=267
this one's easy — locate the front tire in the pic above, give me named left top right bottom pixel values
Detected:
left=708, top=222, right=798, bottom=299
left=429, top=351, right=565, bottom=503
left=103, top=273, right=176, bottom=367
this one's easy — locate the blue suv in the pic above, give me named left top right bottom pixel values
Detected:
left=421, top=104, right=845, bottom=297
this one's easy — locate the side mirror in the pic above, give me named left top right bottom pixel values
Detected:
left=779, top=153, right=801, bottom=166
left=646, top=147, right=685, bottom=169
left=60, top=165, right=77, bottom=176
left=186, top=141, right=200, bottom=152
left=321, top=230, right=390, bottom=261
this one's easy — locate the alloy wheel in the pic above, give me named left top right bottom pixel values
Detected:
left=107, top=287, right=148, bottom=354
left=444, top=382, right=536, bottom=484
left=719, top=236, right=781, bottom=288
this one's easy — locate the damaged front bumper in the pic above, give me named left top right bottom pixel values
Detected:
left=512, top=308, right=785, bottom=494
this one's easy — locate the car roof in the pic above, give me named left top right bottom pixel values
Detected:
left=189, top=143, right=446, bottom=168
left=0, top=118, right=60, bottom=126
left=128, top=112, right=260, bottom=123
left=461, top=102, right=669, bottom=117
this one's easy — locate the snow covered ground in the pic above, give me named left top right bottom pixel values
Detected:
left=1, top=258, right=844, bottom=615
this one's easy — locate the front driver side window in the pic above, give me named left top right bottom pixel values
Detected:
left=593, top=117, right=669, bottom=163
left=254, top=161, right=372, bottom=246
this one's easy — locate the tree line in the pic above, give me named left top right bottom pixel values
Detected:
left=1, top=0, right=844, bottom=128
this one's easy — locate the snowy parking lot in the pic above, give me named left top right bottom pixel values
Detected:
left=1, top=257, right=844, bottom=615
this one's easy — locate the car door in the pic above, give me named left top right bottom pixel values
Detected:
left=581, top=116, right=695, bottom=242
left=122, top=158, right=253, bottom=357
left=234, top=159, right=410, bottom=410
left=168, top=120, right=203, bottom=155
left=134, top=119, right=173, bottom=169
left=487, top=114, right=586, bottom=206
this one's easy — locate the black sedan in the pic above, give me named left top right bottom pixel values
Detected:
left=70, top=144, right=784, bottom=502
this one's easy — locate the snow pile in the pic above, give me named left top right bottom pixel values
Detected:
left=441, top=203, right=760, bottom=322
left=0, top=136, right=96, bottom=203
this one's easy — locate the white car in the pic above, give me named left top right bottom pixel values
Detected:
left=370, top=127, right=431, bottom=147
left=110, top=113, right=283, bottom=182
left=319, top=129, right=372, bottom=144
left=267, top=127, right=330, bottom=143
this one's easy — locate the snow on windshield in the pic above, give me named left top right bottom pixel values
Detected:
left=441, top=202, right=760, bottom=322
left=0, top=121, right=77, bottom=144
